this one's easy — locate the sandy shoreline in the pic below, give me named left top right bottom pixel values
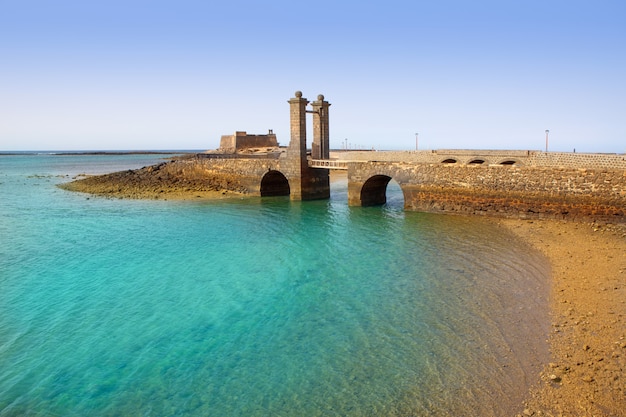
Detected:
left=498, top=219, right=626, bottom=416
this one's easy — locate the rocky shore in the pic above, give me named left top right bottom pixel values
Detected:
left=59, top=161, right=247, bottom=199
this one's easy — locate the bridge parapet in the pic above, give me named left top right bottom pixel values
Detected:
left=308, top=159, right=349, bottom=170
left=332, top=150, right=626, bottom=170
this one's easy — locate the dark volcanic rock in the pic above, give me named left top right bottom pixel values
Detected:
left=59, top=160, right=248, bottom=199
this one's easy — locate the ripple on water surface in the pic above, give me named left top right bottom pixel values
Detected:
left=0, top=155, right=550, bottom=416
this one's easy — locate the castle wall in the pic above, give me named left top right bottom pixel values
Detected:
left=219, top=131, right=278, bottom=153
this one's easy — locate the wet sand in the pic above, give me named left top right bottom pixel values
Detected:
left=499, top=219, right=626, bottom=417
left=336, top=170, right=626, bottom=415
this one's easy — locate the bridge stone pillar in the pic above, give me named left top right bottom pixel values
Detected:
left=285, top=91, right=330, bottom=200
left=311, top=94, right=330, bottom=160
left=288, top=91, right=309, bottom=157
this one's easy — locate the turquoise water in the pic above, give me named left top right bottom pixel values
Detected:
left=0, top=154, right=550, bottom=416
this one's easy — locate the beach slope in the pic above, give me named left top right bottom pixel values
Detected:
left=500, top=219, right=626, bottom=416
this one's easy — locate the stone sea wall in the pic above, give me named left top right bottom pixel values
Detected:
left=170, top=157, right=283, bottom=194
left=174, top=154, right=329, bottom=200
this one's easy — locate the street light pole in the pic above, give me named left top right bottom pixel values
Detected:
left=545, top=129, right=550, bottom=153
left=415, top=132, right=419, bottom=151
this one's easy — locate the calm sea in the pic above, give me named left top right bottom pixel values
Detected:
left=0, top=153, right=550, bottom=416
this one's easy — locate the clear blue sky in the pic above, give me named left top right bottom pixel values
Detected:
left=1, top=0, right=625, bottom=152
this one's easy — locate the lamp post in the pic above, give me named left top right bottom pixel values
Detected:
left=415, top=132, right=419, bottom=150
left=545, top=129, right=550, bottom=153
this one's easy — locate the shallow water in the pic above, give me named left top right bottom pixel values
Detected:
left=0, top=154, right=550, bottom=416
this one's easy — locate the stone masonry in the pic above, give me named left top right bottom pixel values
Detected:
left=335, top=149, right=626, bottom=170
left=284, top=91, right=330, bottom=200
left=219, top=130, right=278, bottom=153
left=347, top=161, right=626, bottom=222
left=310, top=95, right=330, bottom=160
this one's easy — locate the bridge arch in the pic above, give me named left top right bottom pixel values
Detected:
left=260, top=170, right=290, bottom=196
left=497, top=159, right=520, bottom=166
left=441, top=158, right=458, bottom=164
left=359, top=175, right=404, bottom=207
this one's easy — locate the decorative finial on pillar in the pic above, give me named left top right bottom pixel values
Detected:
left=295, top=91, right=303, bottom=98
left=317, top=94, right=324, bottom=101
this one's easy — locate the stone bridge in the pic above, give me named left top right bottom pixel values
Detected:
left=330, top=149, right=626, bottom=220
left=343, top=158, right=626, bottom=220
left=182, top=91, right=625, bottom=222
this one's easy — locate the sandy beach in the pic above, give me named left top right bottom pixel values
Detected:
left=499, top=219, right=626, bottom=417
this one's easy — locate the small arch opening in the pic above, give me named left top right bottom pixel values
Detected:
left=468, top=159, right=485, bottom=164
left=384, top=179, right=404, bottom=210
left=360, top=175, right=404, bottom=207
left=441, top=159, right=457, bottom=164
left=500, top=160, right=516, bottom=165
left=260, top=170, right=290, bottom=196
